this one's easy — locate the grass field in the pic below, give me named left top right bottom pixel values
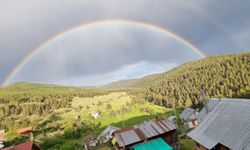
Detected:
left=180, top=138, right=196, bottom=150
left=64, top=92, right=172, bottom=130
left=5, top=92, right=174, bottom=150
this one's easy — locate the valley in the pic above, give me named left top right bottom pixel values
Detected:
left=0, top=52, right=250, bottom=150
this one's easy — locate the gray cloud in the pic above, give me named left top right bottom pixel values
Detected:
left=0, top=0, right=250, bottom=86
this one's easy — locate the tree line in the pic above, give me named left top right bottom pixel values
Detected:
left=145, top=52, right=250, bottom=108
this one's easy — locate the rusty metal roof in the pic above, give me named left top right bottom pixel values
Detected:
left=114, top=117, right=176, bottom=147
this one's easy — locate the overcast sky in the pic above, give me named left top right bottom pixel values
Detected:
left=0, top=0, right=250, bottom=86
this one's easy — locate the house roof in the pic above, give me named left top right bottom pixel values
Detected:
left=0, top=130, right=5, bottom=138
left=180, top=108, right=198, bottom=121
left=0, top=144, right=4, bottom=149
left=98, top=125, right=121, bottom=139
left=188, top=98, right=250, bottom=150
left=168, top=116, right=176, bottom=122
left=197, top=98, right=219, bottom=121
left=114, top=117, right=176, bottom=147
left=133, top=138, right=173, bottom=150
left=16, top=126, right=33, bottom=134
left=2, top=142, right=37, bottom=150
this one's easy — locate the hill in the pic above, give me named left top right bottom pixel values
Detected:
left=145, top=52, right=250, bottom=108
left=104, top=73, right=161, bottom=88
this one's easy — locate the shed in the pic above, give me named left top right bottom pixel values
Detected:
left=92, top=112, right=100, bottom=119
left=0, top=130, right=5, bottom=138
left=98, top=125, right=121, bottom=143
left=188, top=98, right=250, bottom=150
left=0, top=144, right=4, bottom=149
left=16, top=126, right=33, bottom=134
left=133, top=138, right=173, bottom=150
left=180, top=108, right=199, bottom=128
left=168, top=116, right=176, bottom=123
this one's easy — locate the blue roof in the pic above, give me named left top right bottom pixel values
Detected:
left=133, top=138, right=173, bottom=150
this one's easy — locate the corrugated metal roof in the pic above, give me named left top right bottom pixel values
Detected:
left=114, top=117, right=176, bottom=147
left=98, top=125, right=121, bottom=140
left=180, top=108, right=198, bottom=121
left=197, top=98, right=219, bottom=121
left=188, top=98, right=250, bottom=150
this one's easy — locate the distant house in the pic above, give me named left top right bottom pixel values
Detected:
left=168, top=115, right=176, bottom=123
left=0, top=137, right=7, bottom=144
left=98, top=125, right=121, bottom=143
left=112, top=117, right=177, bottom=150
left=0, top=130, right=5, bottom=138
left=2, top=142, right=40, bottom=150
left=92, top=112, right=100, bottom=119
left=0, top=130, right=7, bottom=149
left=16, top=126, right=33, bottom=134
left=132, top=138, right=173, bottom=150
left=0, top=144, right=4, bottom=149
left=197, top=98, right=219, bottom=122
left=188, top=98, right=250, bottom=150
left=180, top=108, right=199, bottom=128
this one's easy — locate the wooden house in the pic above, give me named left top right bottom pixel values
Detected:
left=98, top=125, right=121, bottom=143
left=112, top=117, right=177, bottom=150
left=188, top=98, right=250, bottom=150
left=16, top=126, right=33, bottom=134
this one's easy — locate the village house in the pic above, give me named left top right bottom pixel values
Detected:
left=16, top=126, right=33, bottom=134
left=92, top=111, right=100, bottom=119
left=112, top=117, right=177, bottom=150
left=168, top=115, right=176, bottom=123
left=0, top=130, right=7, bottom=149
left=132, top=138, right=173, bottom=150
left=98, top=125, right=121, bottom=144
left=188, top=98, right=250, bottom=150
left=2, top=142, right=41, bottom=150
left=197, top=98, right=219, bottom=122
left=180, top=108, right=199, bottom=128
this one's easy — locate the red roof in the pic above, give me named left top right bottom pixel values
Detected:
left=2, top=142, right=34, bottom=150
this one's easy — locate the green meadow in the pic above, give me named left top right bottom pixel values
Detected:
left=39, top=92, right=173, bottom=149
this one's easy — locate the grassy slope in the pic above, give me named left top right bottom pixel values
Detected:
left=103, top=73, right=161, bottom=88
left=65, top=92, right=172, bottom=134
left=39, top=92, right=173, bottom=149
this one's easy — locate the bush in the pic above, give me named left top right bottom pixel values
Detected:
left=106, top=104, right=112, bottom=109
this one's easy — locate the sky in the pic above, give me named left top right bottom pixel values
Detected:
left=0, top=0, right=250, bottom=86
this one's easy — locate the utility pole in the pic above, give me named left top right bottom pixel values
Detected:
left=199, top=86, right=208, bottom=112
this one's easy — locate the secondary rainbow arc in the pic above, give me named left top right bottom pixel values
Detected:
left=3, top=19, right=206, bottom=86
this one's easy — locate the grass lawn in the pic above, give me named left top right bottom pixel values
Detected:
left=180, top=138, right=196, bottom=150
left=63, top=92, right=172, bottom=131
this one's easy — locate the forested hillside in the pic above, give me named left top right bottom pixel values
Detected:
left=104, top=73, right=161, bottom=88
left=0, top=82, right=114, bottom=122
left=145, top=52, right=250, bottom=108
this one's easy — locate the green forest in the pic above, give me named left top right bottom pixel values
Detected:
left=145, top=52, right=250, bottom=108
left=0, top=52, right=250, bottom=149
left=0, top=82, right=116, bottom=128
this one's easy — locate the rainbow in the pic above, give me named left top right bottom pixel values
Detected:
left=3, top=19, right=206, bottom=86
